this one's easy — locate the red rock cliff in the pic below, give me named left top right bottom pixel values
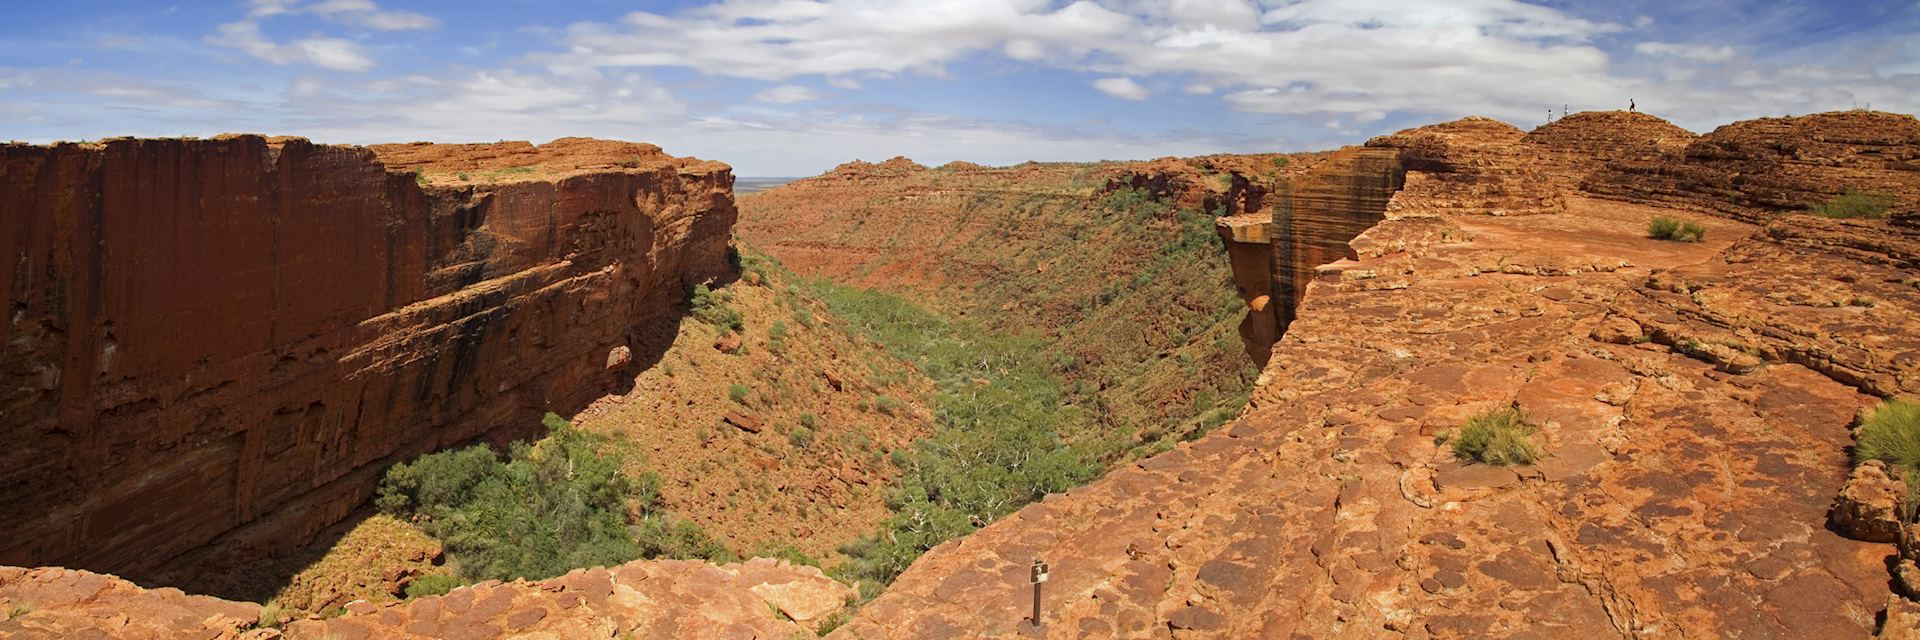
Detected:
left=0, top=136, right=735, bottom=589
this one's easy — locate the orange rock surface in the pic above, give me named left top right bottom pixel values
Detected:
left=825, top=114, right=1918, bottom=638
left=0, top=136, right=736, bottom=594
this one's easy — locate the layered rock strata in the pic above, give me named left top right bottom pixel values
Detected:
left=0, top=136, right=735, bottom=591
left=1584, top=110, right=1920, bottom=221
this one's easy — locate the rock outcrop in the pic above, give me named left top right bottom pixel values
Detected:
left=827, top=115, right=1911, bottom=639
left=0, top=557, right=851, bottom=639
left=1368, top=116, right=1565, bottom=218
left=1522, top=111, right=1697, bottom=186
left=0, top=136, right=735, bottom=594
left=1584, top=110, right=1920, bottom=221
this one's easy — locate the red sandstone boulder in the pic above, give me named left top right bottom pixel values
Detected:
left=1834, top=460, right=1908, bottom=543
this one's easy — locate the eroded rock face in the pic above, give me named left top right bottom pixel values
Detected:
left=0, top=566, right=260, bottom=640
left=0, top=136, right=735, bottom=594
left=283, top=558, right=851, bottom=639
left=1585, top=110, right=1920, bottom=221
left=0, top=557, right=851, bottom=639
left=1523, top=111, right=1698, bottom=186
left=1832, top=461, right=1905, bottom=544
left=828, top=116, right=1908, bottom=639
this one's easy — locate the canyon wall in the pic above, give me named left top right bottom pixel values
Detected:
left=0, top=136, right=735, bottom=591
left=737, top=155, right=1273, bottom=442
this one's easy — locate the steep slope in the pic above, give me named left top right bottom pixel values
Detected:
left=0, top=136, right=734, bottom=595
left=569, top=253, right=935, bottom=563
left=828, top=114, right=1919, bottom=639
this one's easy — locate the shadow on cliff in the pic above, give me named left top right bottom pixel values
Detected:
left=132, top=267, right=736, bottom=605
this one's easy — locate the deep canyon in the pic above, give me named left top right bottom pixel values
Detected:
left=3, top=110, right=1920, bottom=639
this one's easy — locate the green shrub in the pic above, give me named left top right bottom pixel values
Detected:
left=799, top=413, right=819, bottom=429
left=1808, top=189, right=1895, bottom=219
left=403, top=574, right=460, bottom=599
left=811, top=282, right=1099, bottom=590
left=873, top=395, right=900, bottom=416
left=1270, top=156, right=1290, bottom=170
left=1857, top=398, right=1920, bottom=481
left=690, top=283, right=745, bottom=331
left=413, top=168, right=429, bottom=186
left=746, top=541, right=818, bottom=567
left=728, top=383, right=750, bottom=404
left=1450, top=407, right=1543, bottom=465
left=1647, top=216, right=1705, bottom=242
left=374, top=415, right=727, bottom=582
left=768, top=321, right=789, bottom=352
left=788, top=426, right=814, bottom=449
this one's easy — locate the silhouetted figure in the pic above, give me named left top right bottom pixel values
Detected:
left=1630, top=99, right=1637, bottom=112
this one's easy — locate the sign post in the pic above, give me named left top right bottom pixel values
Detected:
left=1028, top=557, right=1050, bottom=630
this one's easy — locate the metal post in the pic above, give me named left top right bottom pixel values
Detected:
left=1027, top=558, right=1049, bottom=629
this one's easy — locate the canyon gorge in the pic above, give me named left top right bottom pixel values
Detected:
left=2, top=109, right=1918, bottom=639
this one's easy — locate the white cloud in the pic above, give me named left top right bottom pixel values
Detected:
left=207, top=21, right=375, bottom=72
left=250, top=0, right=438, bottom=30
left=1093, top=77, right=1150, bottom=100
left=540, top=0, right=1643, bottom=121
left=1183, top=83, right=1213, bottom=95
left=207, top=0, right=438, bottom=72
left=753, top=85, right=821, bottom=104
left=1636, top=42, right=1736, bottom=62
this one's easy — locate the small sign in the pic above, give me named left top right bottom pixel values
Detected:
left=1030, top=559, right=1050, bottom=584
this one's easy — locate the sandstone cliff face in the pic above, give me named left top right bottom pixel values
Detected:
left=1584, top=110, right=1920, bottom=221
left=826, top=116, right=1915, bottom=639
left=0, top=136, right=735, bottom=592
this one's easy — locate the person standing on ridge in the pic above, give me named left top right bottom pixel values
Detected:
left=1630, top=98, right=1637, bottom=112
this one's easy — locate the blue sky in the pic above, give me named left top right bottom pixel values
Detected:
left=2, top=1, right=1917, bottom=176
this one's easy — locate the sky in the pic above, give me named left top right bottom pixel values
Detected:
left=2, top=1, right=1917, bottom=176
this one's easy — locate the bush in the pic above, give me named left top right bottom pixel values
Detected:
left=690, top=283, right=744, bottom=331
left=1808, top=189, right=1895, bottom=219
left=812, top=282, right=1099, bottom=590
left=374, top=414, right=729, bottom=582
left=1270, top=156, right=1290, bottom=170
left=788, top=426, right=815, bottom=449
left=768, top=321, right=789, bottom=352
left=873, top=395, right=900, bottom=416
left=403, top=573, right=460, bottom=599
left=1647, top=216, right=1705, bottom=242
left=728, top=383, right=750, bottom=404
left=1451, top=407, right=1543, bottom=465
left=1857, top=398, right=1920, bottom=481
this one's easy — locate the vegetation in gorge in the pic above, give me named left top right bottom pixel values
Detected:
left=810, top=281, right=1102, bottom=595
left=374, top=414, right=729, bottom=583
left=964, top=185, right=1256, bottom=453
